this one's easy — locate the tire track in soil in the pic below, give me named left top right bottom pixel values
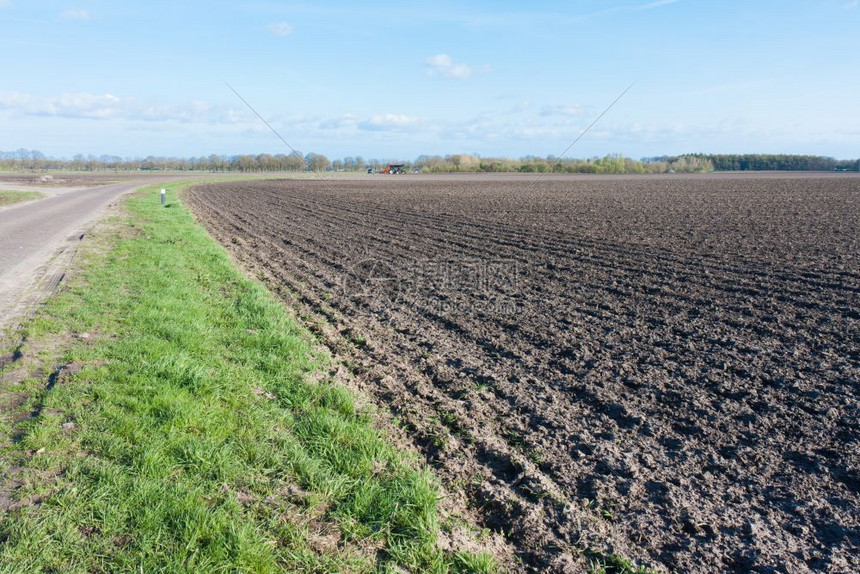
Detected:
left=187, top=176, right=859, bottom=573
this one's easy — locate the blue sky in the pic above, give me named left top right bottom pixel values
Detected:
left=2, top=0, right=859, bottom=160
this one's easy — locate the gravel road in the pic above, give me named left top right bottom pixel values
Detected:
left=0, top=180, right=149, bottom=332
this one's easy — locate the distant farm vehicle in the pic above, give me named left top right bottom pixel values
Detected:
left=381, top=164, right=406, bottom=175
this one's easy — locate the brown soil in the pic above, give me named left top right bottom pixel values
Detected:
left=186, top=174, right=859, bottom=573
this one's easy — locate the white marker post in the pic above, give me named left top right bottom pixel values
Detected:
left=160, top=189, right=166, bottom=205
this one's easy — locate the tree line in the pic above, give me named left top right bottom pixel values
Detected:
left=645, top=154, right=860, bottom=172
left=0, top=149, right=711, bottom=174
left=414, top=154, right=714, bottom=174
left=1, top=148, right=857, bottom=174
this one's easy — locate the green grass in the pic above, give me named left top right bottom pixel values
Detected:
left=0, top=190, right=44, bottom=206
left=587, top=550, right=654, bottom=574
left=0, top=182, right=493, bottom=573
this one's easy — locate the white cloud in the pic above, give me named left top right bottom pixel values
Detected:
left=540, top=104, right=585, bottom=117
left=0, top=91, right=246, bottom=124
left=358, top=113, right=422, bottom=131
left=0, top=1, right=12, bottom=8
left=317, top=112, right=428, bottom=133
left=319, top=114, right=358, bottom=130
left=425, top=54, right=486, bottom=80
left=638, top=0, right=680, bottom=10
left=844, top=0, right=858, bottom=9
left=61, top=9, right=91, bottom=20
left=267, top=21, right=294, bottom=37
left=0, top=92, right=120, bottom=119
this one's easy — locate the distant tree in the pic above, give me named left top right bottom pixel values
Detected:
left=448, top=154, right=480, bottom=172
left=304, top=152, right=330, bottom=172
left=256, top=153, right=277, bottom=171
left=233, top=155, right=257, bottom=172
left=283, top=153, right=304, bottom=172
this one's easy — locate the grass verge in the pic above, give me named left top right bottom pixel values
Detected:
left=0, top=182, right=493, bottom=573
left=0, top=191, right=44, bottom=206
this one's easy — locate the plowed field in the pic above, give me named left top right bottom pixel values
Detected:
left=187, top=174, right=859, bottom=573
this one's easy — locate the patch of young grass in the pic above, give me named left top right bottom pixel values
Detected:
left=0, top=183, right=493, bottom=572
left=587, top=550, right=654, bottom=574
left=0, top=190, right=44, bottom=206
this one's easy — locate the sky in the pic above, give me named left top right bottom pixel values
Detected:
left=1, top=0, right=859, bottom=160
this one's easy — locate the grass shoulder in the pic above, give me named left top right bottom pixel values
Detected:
left=0, top=182, right=494, bottom=572
left=0, top=190, right=45, bottom=207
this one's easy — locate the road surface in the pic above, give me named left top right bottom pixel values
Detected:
left=0, top=180, right=151, bottom=333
